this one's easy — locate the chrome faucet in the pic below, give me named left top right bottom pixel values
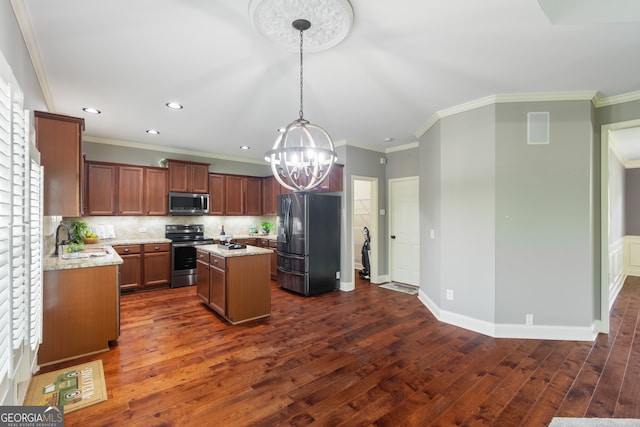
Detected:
left=54, top=223, right=72, bottom=256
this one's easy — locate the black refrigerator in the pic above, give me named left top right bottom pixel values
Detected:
left=277, top=192, right=341, bottom=296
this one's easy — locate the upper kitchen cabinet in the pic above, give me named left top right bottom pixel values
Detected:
left=209, top=173, right=225, bottom=216
left=262, top=175, right=279, bottom=215
left=145, top=167, right=168, bottom=215
left=86, top=161, right=147, bottom=215
left=225, top=175, right=262, bottom=216
left=167, top=159, right=209, bottom=193
left=34, top=111, right=85, bottom=216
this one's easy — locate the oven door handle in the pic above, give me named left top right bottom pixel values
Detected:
left=170, top=241, right=213, bottom=248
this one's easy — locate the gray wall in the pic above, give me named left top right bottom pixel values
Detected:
left=386, top=147, right=419, bottom=179
left=0, top=2, right=46, bottom=113
left=419, top=122, right=441, bottom=303
left=495, top=100, right=594, bottom=326
left=340, top=145, right=387, bottom=285
left=440, top=105, right=496, bottom=322
left=84, top=141, right=272, bottom=176
left=624, top=168, right=640, bottom=235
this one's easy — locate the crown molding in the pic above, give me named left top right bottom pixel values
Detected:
left=415, top=90, right=601, bottom=139
left=386, top=142, right=419, bottom=153
left=84, top=135, right=269, bottom=166
left=594, top=90, right=640, bottom=108
left=10, top=0, right=55, bottom=112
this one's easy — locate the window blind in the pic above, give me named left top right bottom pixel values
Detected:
left=0, top=73, right=11, bottom=383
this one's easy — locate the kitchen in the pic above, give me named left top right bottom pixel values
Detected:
left=37, top=109, right=344, bottom=366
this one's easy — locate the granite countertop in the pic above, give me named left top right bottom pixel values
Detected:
left=44, top=245, right=123, bottom=272
left=196, top=244, right=273, bottom=258
left=205, top=234, right=277, bottom=242
left=97, top=237, right=172, bottom=246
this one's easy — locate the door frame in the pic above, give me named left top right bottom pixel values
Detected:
left=388, top=176, right=420, bottom=285
left=351, top=176, right=379, bottom=284
left=599, top=118, right=640, bottom=334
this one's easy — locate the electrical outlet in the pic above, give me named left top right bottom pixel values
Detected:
left=526, top=314, right=534, bottom=325
left=336, top=271, right=340, bottom=280
left=446, top=289, right=454, bottom=301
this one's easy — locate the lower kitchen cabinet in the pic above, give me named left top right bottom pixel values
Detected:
left=40, top=265, right=119, bottom=366
left=143, top=243, right=171, bottom=288
left=115, top=245, right=142, bottom=291
left=196, top=249, right=270, bottom=324
left=114, top=243, right=170, bottom=291
left=260, top=238, right=278, bottom=280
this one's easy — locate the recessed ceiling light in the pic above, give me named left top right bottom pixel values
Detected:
left=240, top=145, right=250, bottom=150
left=82, top=107, right=101, bottom=114
left=146, top=129, right=160, bottom=135
left=384, top=137, right=393, bottom=142
left=165, top=102, right=183, bottom=110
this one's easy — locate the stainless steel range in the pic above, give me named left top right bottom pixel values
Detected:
left=166, top=224, right=214, bottom=288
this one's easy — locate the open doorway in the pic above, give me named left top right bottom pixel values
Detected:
left=601, top=118, right=640, bottom=335
left=352, top=176, right=378, bottom=284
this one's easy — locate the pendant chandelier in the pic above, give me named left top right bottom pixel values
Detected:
left=265, top=19, right=338, bottom=192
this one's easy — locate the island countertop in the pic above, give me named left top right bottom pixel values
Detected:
left=196, top=244, right=273, bottom=258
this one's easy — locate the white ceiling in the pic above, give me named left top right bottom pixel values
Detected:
left=15, top=0, right=640, bottom=164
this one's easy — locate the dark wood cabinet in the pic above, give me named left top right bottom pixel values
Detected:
left=225, top=175, right=244, bottom=215
left=118, top=165, right=145, bottom=215
left=196, top=249, right=270, bottom=324
left=143, top=243, right=171, bottom=288
left=114, top=245, right=143, bottom=291
left=115, top=243, right=170, bottom=291
left=225, top=175, right=262, bottom=216
left=262, top=176, right=279, bottom=215
left=209, top=174, right=225, bottom=215
left=209, top=255, right=226, bottom=316
left=260, top=238, right=278, bottom=280
left=196, top=256, right=210, bottom=302
left=167, top=159, right=209, bottom=193
left=35, top=111, right=85, bottom=216
left=245, top=177, right=262, bottom=216
left=86, top=162, right=118, bottom=215
left=87, top=161, right=167, bottom=216
left=145, top=167, right=168, bottom=215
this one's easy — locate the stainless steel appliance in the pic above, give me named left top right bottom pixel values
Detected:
left=168, top=192, right=209, bottom=215
left=166, top=224, right=214, bottom=287
left=277, top=192, right=341, bottom=296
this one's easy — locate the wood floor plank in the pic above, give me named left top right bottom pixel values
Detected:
left=37, top=275, right=640, bottom=426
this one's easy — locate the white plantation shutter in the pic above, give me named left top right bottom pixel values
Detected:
left=0, top=73, right=11, bottom=383
left=11, top=99, right=27, bottom=353
left=0, top=50, right=42, bottom=404
left=28, top=113, right=43, bottom=351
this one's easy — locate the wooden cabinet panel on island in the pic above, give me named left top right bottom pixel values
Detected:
left=35, top=111, right=85, bottom=216
left=167, top=159, right=209, bottom=193
left=196, top=248, right=270, bottom=324
left=39, top=265, right=119, bottom=366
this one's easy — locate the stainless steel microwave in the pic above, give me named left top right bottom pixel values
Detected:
left=168, top=192, right=209, bottom=215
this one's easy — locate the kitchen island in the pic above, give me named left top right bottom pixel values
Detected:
left=196, top=244, right=272, bottom=325
left=41, top=246, right=123, bottom=365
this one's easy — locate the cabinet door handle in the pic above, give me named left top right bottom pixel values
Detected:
left=154, top=246, right=160, bottom=250
left=124, top=248, right=130, bottom=252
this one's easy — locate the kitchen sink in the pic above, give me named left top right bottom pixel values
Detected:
left=58, top=246, right=113, bottom=259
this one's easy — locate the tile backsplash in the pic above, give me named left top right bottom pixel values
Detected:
left=44, top=215, right=277, bottom=254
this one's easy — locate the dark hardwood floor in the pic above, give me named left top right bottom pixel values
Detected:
left=39, top=274, right=640, bottom=426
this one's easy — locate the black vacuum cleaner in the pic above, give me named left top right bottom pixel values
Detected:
left=359, top=226, right=371, bottom=280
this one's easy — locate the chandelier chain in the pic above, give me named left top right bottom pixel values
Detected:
left=298, top=26, right=304, bottom=120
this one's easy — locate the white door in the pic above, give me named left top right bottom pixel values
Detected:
left=389, top=177, right=420, bottom=286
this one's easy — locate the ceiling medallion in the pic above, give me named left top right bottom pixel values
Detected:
left=248, top=0, right=353, bottom=52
